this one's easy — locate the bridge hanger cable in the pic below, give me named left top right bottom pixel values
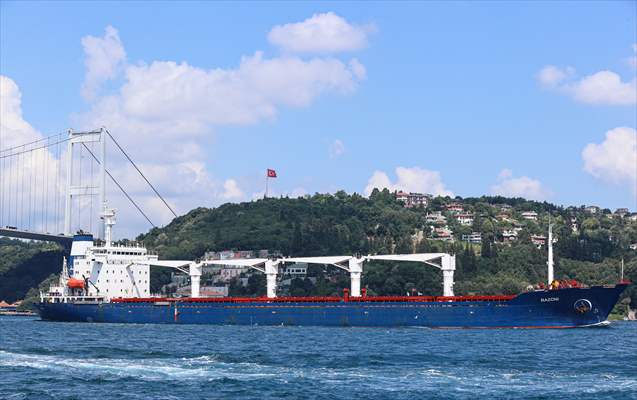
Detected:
left=105, top=129, right=178, bottom=218
left=80, top=143, right=156, bottom=228
left=45, top=140, right=50, bottom=233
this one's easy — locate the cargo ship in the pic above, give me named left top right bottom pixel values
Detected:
left=37, top=207, right=629, bottom=328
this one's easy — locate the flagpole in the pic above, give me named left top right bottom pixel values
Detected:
left=265, top=175, right=269, bottom=199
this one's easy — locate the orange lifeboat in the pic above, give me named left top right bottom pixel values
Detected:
left=67, top=278, right=85, bottom=289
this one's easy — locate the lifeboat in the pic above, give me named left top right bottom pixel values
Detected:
left=67, top=278, right=85, bottom=289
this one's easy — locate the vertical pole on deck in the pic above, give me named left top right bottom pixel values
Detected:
left=547, top=223, right=554, bottom=285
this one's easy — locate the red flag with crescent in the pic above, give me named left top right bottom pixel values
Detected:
left=267, top=169, right=277, bottom=178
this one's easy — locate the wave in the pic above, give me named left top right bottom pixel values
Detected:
left=0, top=350, right=277, bottom=382
left=1, top=348, right=636, bottom=397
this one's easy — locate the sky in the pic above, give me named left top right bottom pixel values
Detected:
left=1, top=1, right=636, bottom=238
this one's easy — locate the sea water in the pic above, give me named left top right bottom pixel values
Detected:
left=1, top=316, right=636, bottom=400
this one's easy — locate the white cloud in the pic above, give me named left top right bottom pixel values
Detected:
left=490, top=169, right=550, bottom=201
left=268, top=12, right=374, bottom=53
left=329, top=139, right=345, bottom=158
left=81, top=25, right=126, bottom=101
left=537, top=65, right=574, bottom=88
left=582, top=127, right=637, bottom=191
left=221, top=179, right=244, bottom=200
left=364, top=166, right=453, bottom=197
left=115, top=52, right=362, bottom=126
left=349, top=58, right=366, bottom=80
left=537, top=63, right=636, bottom=105
left=71, top=23, right=369, bottom=235
left=0, top=75, right=41, bottom=147
left=0, top=75, right=65, bottom=232
left=568, top=71, right=636, bottom=105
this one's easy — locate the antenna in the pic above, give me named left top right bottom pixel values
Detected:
left=547, top=221, right=554, bottom=285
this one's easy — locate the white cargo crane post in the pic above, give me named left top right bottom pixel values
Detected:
left=202, top=258, right=280, bottom=298
left=147, top=260, right=202, bottom=297
left=280, top=253, right=456, bottom=298
left=365, top=253, right=456, bottom=297
left=279, top=255, right=358, bottom=294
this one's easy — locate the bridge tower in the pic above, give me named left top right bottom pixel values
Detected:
left=63, top=128, right=106, bottom=238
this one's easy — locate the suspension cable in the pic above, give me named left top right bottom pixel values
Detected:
left=0, top=131, right=67, bottom=155
left=0, top=137, right=71, bottom=159
left=105, top=129, right=178, bottom=218
left=81, top=143, right=156, bottom=228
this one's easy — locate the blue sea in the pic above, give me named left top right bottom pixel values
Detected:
left=1, top=316, right=636, bottom=400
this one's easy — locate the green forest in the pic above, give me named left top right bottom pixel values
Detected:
left=2, top=190, right=636, bottom=315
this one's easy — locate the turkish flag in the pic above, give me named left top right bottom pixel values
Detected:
left=267, top=169, right=277, bottom=178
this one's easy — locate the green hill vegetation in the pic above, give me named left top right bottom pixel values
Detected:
left=2, top=190, right=636, bottom=315
left=0, top=238, right=64, bottom=305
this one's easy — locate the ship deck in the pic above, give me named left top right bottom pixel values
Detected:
left=111, top=294, right=518, bottom=304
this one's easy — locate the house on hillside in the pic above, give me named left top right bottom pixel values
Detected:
left=570, top=217, right=579, bottom=233
left=432, top=226, right=454, bottom=242
left=496, top=213, right=511, bottom=221
left=462, top=232, right=482, bottom=244
left=497, top=204, right=513, bottom=212
left=425, top=211, right=447, bottom=225
left=585, top=205, right=600, bottom=214
left=531, top=234, right=547, bottom=248
left=395, top=191, right=431, bottom=208
left=521, top=211, right=538, bottom=221
left=615, top=208, right=630, bottom=218
left=445, top=202, right=464, bottom=213
left=284, top=263, right=308, bottom=277
left=502, top=229, right=518, bottom=242
left=628, top=213, right=637, bottom=222
left=454, top=213, right=474, bottom=226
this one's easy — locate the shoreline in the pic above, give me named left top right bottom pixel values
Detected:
left=0, top=311, right=37, bottom=317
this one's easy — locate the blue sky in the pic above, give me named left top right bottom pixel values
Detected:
left=1, top=1, right=636, bottom=236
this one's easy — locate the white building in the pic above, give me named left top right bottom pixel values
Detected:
left=426, top=211, right=447, bottom=225
left=455, top=213, right=474, bottom=226
left=284, top=263, right=308, bottom=277
left=395, top=191, right=431, bottom=208
left=432, top=226, right=454, bottom=241
left=461, top=232, right=482, bottom=244
left=502, top=229, right=518, bottom=242
left=531, top=234, right=547, bottom=248
left=521, top=211, right=538, bottom=221
left=445, top=203, right=464, bottom=213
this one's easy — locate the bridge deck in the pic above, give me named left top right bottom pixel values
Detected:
left=0, top=228, right=73, bottom=246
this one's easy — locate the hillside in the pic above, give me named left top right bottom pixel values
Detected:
left=0, top=238, right=64, bottom=304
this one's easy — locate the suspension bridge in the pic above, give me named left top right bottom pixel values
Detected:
left=0, top=128, right=177, bottom=246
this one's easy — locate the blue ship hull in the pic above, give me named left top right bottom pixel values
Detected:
left=36, top=284, right=628, bottom=328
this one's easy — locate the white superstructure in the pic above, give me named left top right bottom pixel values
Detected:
left=43, top=207, right=160, bottom=302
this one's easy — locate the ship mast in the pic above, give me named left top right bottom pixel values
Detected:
left=547, top=222, right=554, bottom=285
